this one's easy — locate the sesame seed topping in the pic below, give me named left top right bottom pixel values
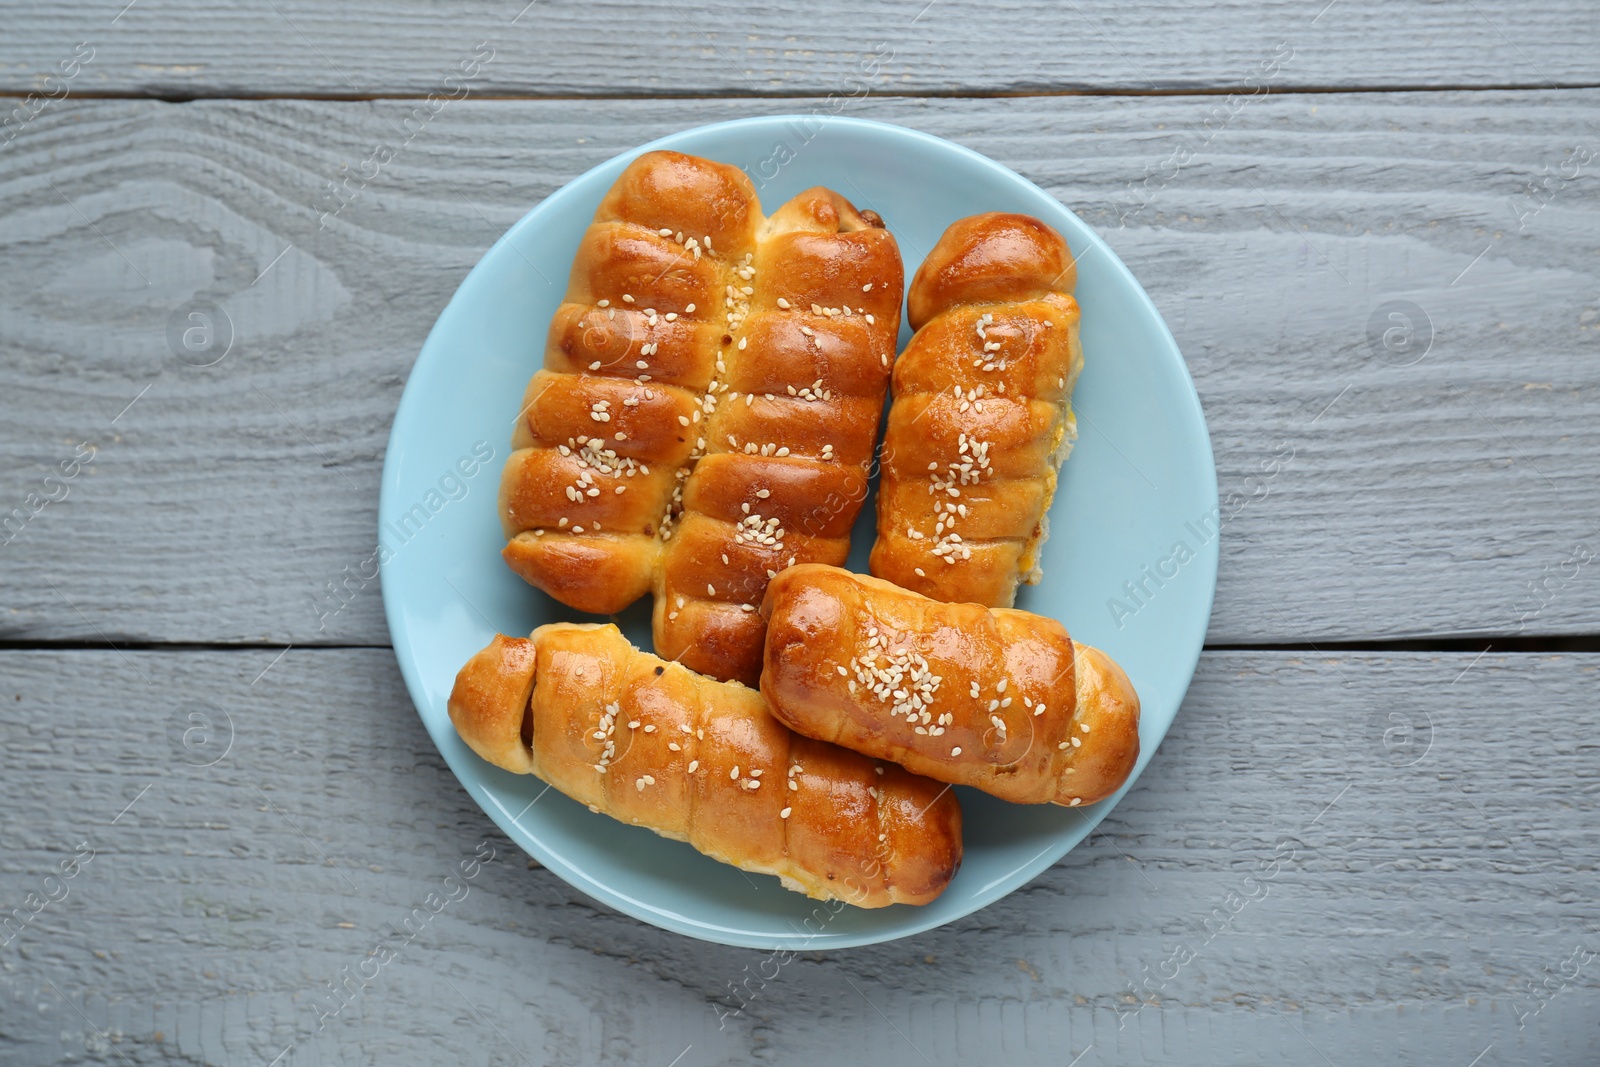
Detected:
left=780, top=807, right=792, bottom=819
left=687, top=760, right=699, bottom=772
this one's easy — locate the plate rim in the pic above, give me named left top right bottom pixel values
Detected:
left=380, top=114, right=1219, bottom=949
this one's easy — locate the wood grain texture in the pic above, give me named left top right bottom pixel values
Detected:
left=1, top=1, right=1598, bottom=97
left=1, top=92, right=1596, bottom=646
left=0, top=648, right=1593, bottom=1065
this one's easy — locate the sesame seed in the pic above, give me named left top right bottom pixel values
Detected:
left=777, top=297, right=791, bottom=309
left=707, top=584, right=716, bottom=596
left=997, top=678, right=1008, bottom=693
left=730, top=766, right=740, bottom=779
left=1069, top=797, right=1082, bottom=806
left=685, top=304, right=696, bottom=313
left=1082, top=723, right=1091, bottom=733
left=863, top=282, right=873, bottom=291
left=622, top=294, right=634, bottom=303
left=668, top=741, right=681, bottom=751
left=779, top=807, right=792, bottom=819
left=589, top=360, right=602, bottom=370
left=687, top=760, right=699, bottom=772
left=628, top=720, right=640, bottom=729
left=644, top=724, right=657, bottom=733
left=951, top=747, right=962, bottom=756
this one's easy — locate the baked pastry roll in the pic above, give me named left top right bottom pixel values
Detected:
left=498, top=150, right=902, bottom=684
left=450, top=623, right=962, bottom=908
left=870, top=212, right=1081, bottom=607
left=655, top=187, right=902, bottom=686
left=761, top=564, right=1139, bottom=807
left=500, top=151, right=754, bottom=615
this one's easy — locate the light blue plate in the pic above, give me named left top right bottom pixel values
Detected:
left=380, top=116, right=1217, bottom=949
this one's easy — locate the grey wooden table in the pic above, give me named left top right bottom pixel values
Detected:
left=2, top=3, right=1597, bottom=1064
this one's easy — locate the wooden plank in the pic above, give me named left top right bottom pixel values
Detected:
left=1, top=92, right=1596, bottom=645
left=0, top=648, right=1593, bottom=1063
left=1, top=1, right=1597, bottom=98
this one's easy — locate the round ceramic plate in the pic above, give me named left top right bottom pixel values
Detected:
left=380, top=116, right=1217, bottom=949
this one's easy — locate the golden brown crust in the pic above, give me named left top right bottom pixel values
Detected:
left=760, top=564, right=1139, bottom=806
left=871, top=212, right=1082, bottom=608
left=447, top=622, right=962, bottom=907
left=906, top=212, right=1077, bottom=331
